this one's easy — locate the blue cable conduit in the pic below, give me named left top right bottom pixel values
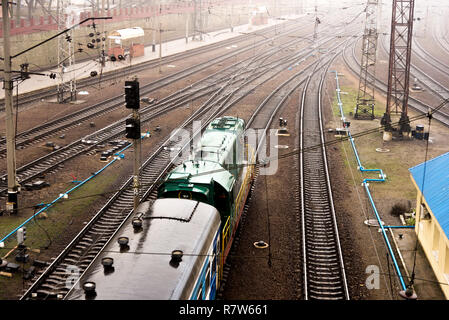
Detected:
left=332, top=71, right=407, bottom=290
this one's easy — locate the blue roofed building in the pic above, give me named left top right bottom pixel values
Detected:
left=409, top=151, right=449, bottom=299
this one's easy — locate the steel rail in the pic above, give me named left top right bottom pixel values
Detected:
left=0, top=20, right=309, bottom=154
left=300, top=51, right=349, bottom=300
left=0, top=28, right=321, bottom=196
left=344, top=37, right=449, bottom=127
left=0, top=17, right=309, bottom=112
left=20, top=32, right=332, bottom=299
left=20, top=9, right=364, bottom=299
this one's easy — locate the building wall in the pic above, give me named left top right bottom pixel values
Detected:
left=413, top=177, right=449, bottom=299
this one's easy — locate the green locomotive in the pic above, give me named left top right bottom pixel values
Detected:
left=65, top=117, right=256, bottom=300
left=158, top=116, right=255, bottom=265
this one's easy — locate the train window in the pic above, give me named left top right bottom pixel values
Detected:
left=205, top=266, right=211, bottom=293
left=162, top=191, right=209, bottom=203
left=212, top=254, right=217, bottom=273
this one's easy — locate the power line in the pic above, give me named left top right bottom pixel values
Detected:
left=409, top=108, right=433, bottom=292
left=1, top=97, right=447, bottom=217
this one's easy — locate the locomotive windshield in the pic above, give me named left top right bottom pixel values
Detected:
left=160, top=189, right=209, bottom=204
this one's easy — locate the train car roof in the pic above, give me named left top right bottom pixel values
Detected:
left=65, top=199, right=220, bottom=300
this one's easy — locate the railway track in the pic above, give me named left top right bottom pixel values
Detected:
left=0, top=19, right=312, bottom=158
left=19, top=8, right=364, bottom=299
left=20, top=28, right=344, bottom=299
left=217, top=36, right=357, bottom=299
left=0, top=25, right=328, bottom=198
left=431, top=21, right=449, bottom=63
left=377, top=35, right=449, bottom=102
left=413, top=40, right=449, bottom=77
left=0, top=18, right=309, bottom=112
left=343, top=38, right=449, bottom=126
left=0, top=15, right=359, bottom=198
left=299, top=55, right=349, bottom=300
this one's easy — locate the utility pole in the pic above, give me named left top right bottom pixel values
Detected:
left=378, top=0, right=384, bottom=34
left=57, top=0, right=77, bottom=103
left=132, top=107, right=141, bottom=211
left=101, top=0, right=107, bottom=67
left=381, top=0, right=415, bottom=139
left=124, top=80, right=141, bottom=210
left=355, top=0, right=379, bottom=120
left=230, top=2, right=233, bottom=32
left=193, top=0, right=203, bottom=40
left=313, top=5, right=319, bottom=41
left=193, top=0, right=197, bottom=40
left=159, top=22, right=162, bottom=74
left=1, top=11, right=111, bottom=214
left=2, top=0, right=20, bottom=213
left=199, top=0, right=203, bottom=41
left=185, top=11, right=189, bottom=44
left=152, top=3, right=157, bottom=52
left=423, top=4, right=429, bottom=37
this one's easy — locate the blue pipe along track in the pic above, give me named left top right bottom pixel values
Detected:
left=332, top=71, right=407, bottom=290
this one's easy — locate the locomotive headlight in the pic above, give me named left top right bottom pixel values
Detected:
left=118, top=236, right=129, bottom=248
left=132, top=218, right=143, bottom=229
left=83, top=281, right=97, bottom=297
left=101, top=257, right=114, bottom=268
left=171, top=250, right=183, bottom=263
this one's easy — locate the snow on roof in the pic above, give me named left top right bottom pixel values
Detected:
left=108, top=27, right=144, bottom=40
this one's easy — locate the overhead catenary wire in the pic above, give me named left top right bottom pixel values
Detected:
left=409, top=108, right=433, bottom=290
left=0, top=96, right=446, bottom=223
left=2, top=237, right=448, bottom=289
left=2, top=59, right=448, bottom=270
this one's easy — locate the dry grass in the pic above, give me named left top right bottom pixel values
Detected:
left=330, top=72, right=449, bottom=218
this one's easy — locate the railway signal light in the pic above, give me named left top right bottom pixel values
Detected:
left=125, top=118, right=141, bottom=139
left=124, top=80, right=140, bottom=109
left=17, top=227, right=26, bottom=244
